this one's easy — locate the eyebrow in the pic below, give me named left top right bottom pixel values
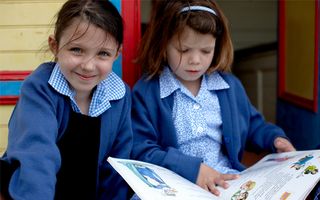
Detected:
left=67, top=42, right=117, bottom=51
left=179, top=44, right=214, bottom=49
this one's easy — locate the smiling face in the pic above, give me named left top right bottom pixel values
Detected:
left=166, top=26, right=216, bottom=91
left=49, top=17, right=120, bottom=99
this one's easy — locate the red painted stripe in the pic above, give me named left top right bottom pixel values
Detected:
left=0, top=96, right=19, bottom=105
left=279, top=92, right=315, bottom=111
left=0, top=71, right=32, bottom=81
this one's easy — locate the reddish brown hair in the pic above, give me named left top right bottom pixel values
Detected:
left=136, top=0, right=233, bottom=79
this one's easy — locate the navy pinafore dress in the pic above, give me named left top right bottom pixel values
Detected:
left=55, top=111, right=101, bottom=200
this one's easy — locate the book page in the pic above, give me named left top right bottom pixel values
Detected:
left=220, top=150, right=320, bottom=200
left=108, top=150, right=320, bottom=200
left=108, top=157, right=217, bottom=200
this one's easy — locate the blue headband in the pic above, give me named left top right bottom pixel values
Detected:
left=180, top=5, right=217, bottom=16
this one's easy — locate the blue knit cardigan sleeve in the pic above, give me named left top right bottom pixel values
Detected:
left=4, top=63, right=69, bottom=199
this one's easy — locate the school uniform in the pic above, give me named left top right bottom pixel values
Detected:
left=1, top=62, right=132, bottom=200
left=131, top=67, right=287, bottom=183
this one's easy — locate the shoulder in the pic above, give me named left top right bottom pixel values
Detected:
left=218, top=72, right=242, bottom=86
left=132, top=75, right=159, bottom=94
left=218, top=72, right=246, bottom=93
left=132, top=75, right=174, bottom=110
left=132, top=76, right=163, bottom=105
left=21, top=62, right=56, bottom=91
left=29, top=62, right=55, bottom=79
left=18, top=62, right=69, bottom=112
left=24, top=62, right=55, bottom=82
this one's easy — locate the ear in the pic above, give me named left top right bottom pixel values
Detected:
left=48, top=35, right=58, bottom=56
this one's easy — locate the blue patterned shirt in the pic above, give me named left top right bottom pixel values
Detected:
left=48, top=63, right=125, bottom=117
left=160, top=67, right=238, bottom=174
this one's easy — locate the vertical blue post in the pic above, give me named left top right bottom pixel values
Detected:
left=110, top=0, right=122, bottom=78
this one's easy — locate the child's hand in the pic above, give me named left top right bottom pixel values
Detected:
left=196, top=163, right=239, bottom=196
left=274, top=137, right=296, bottom=153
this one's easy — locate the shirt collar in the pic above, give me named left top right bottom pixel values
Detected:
left=48, top=63, right=125, bottom=117
left=206, top=71, right=230, bottom=90
left=159, top=67, right=180, bottom=98
left=48, top=64, right=74, bottom=97
left=159, top=66, right=229, bottom=99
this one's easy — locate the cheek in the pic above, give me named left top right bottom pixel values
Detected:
left=167, top=53, right=182, bottom=70
left=56, top=53, right=78, bottom=67
left=202, top=53, right=214, bottom=67
left=168, top=59, right=180, bottom=72
left=99, top=62, right=114, bottom=76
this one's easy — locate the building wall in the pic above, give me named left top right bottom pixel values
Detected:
left=217, top=0, right=277, bottom=50
left=140, top=0, right=278, bottom=51
left=0, top=0, right=66, bottom=154
left=233, top=50, right=277, bottom=123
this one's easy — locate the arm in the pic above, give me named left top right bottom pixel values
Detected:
left=231, top=75, right=292, bottom=152
left=4, top=68, right=61, bottom=200
left=131, top=78, right=202, bottom=183
left=247, top=103, right=287, bottom=151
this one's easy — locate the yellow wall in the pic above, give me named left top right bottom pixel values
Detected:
left=0, top=0, right=66, bottom=154
left=284, top=1, right=315, bottom=100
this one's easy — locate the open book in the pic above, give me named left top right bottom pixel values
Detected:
left=108, top=150, right=320, bottom=200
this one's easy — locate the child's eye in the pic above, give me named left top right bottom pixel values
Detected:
left=98, top=51, right=111, bottom=58
left=178, top=49, right=188, bottom=53
left=70, top=47, right=82, bottom=55
left=202, top=50, right=212, bottom=54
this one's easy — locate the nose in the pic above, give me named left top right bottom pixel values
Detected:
left=188, top=53, right=201, bottom=65
left=80, top=56, right=95, bottom=72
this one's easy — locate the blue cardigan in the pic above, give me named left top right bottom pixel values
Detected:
left=2, top=62, right=133, bottom=200
left=131, top=73, right=287, bottom=183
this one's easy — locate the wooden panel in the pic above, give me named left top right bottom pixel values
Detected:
left=0, top=53, right=52, bottom=71
left=0, top=106, right=13, bottom=155
left=0, top=1, right=65, bottom=26
left=0, top=1, right=61, bottom=70
left=234, top=50, right=277, bottom=123
left=0, top=27, right=54, bottom=51
left=0, top=1, right=65, bottom=152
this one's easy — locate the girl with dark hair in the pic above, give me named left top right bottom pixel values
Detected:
left=1, top=0, right=132, bottom=199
